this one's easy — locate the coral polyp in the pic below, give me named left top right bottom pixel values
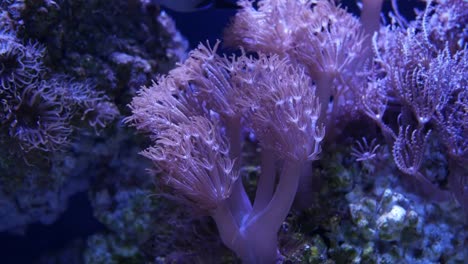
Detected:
left=0, top=32, right=44, bottom=91
left=7, top=83, right=71, bottom=152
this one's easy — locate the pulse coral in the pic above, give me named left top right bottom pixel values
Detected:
left=127, top=41, right=323, bottom=263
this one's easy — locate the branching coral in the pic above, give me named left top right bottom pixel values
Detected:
left=225, top=0, right=369, bottom=127
left=126, top=0, right=467, bottom=261
left=127, top=41, right=324, bottom=263
left=361, top=0, right=467, bottom=207
left=423, top=0, right=468, bottom=52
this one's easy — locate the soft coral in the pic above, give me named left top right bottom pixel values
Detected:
left=127, top=42, right=324, bottom=263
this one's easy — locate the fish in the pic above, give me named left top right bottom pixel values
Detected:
left=153, top=0, right=238, bottom=12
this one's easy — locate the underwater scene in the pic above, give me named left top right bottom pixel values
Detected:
left=0, top=0, right=466, bottom=263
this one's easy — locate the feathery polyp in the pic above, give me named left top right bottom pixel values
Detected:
left=241, top=54, right=324, bottom=161
left=142, top=116, right=238, bottom=212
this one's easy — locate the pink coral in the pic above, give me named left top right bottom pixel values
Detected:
left=127, top=41, right=324, bottom=263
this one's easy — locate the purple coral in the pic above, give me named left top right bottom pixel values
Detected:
left=127, top=0, right=468, bottom=261
left=127, top=42, right=324, bottom=263
left=225, top=0, right=369, bottom=125
left=0, top=31, right=44, bottom=91
left=142, top=116, right=238, bottom=211
left=6, top=81, right=72, bottom=153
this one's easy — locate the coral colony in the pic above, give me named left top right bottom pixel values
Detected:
left=126, top=0, right=467, bottom=263
left=0, top=0, right=185, bottom=247
left=1, top=0, right=467, bottom=263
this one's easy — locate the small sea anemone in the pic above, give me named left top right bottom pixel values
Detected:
left=48, top=76, right=100, bottom=107
left=7, top=81, right=72, bottom=152
left=81, top=101, right=119, bottom=130
left=0, top=32, right=44, bottom=91
left=50, top=76, right=119, bottom=130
